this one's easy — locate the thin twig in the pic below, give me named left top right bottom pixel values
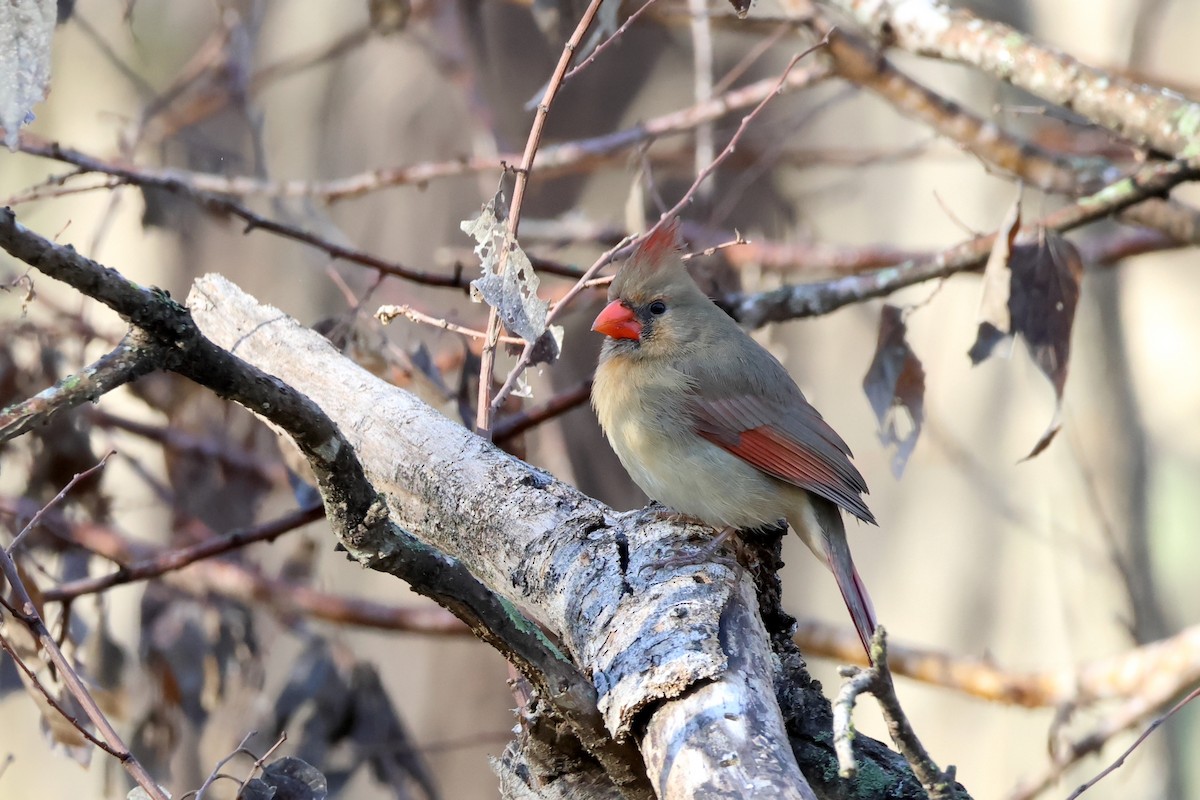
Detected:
left=0, top=631, right=122, bottom=757
left=1065, top=684, right=1200, bottom=800
left=377, top=304, right=524, bottom=344
left=489, top=34, right=833, bottom=414
left=7, top=451, right=113, bottom=554
left=833, top=628, right=960, bottom=798
left=493, top=378, right=594, bottom=443
left=794, top=619, right=1200, bottom=709
left=0, top=516, right=168, bottom=797
left=191, top=731, right=258, bottom=800
left=14, top=138, right=474, bottom=289
left=727, top=152, right=1200, bottom=328
left=475, top=0, right=608, bottom=437
left=563, top=0, right=661, bottom=81
left=680, top=232, right=749, bottom=260
left=41, top=501, right=324, bottom=602
left=238, top=731, right=289, bottom=794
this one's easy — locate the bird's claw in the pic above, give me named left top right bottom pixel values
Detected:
left=636, top=526, right=739, bottom=576
left=620, top=502, right=708, bottom=529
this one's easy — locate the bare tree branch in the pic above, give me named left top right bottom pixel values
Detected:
left=823, top=0, right=1200, bottom=157
left=0, top=502, right=168, bottom=798
left=0, top=208, right=649, bottom=798
left=725, top=152, right=1200, bottom=327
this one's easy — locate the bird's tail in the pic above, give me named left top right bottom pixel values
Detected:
left=826, top=532, right=878, bottom=660
left=797, top=497, right=878, bottom=660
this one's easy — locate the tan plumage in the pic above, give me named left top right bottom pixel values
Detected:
left=591, top=220, right=878, bottom=656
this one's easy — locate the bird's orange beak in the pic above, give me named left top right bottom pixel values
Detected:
left=591, top=300, right=642, bottom=341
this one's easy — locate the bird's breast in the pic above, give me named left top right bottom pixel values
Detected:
left=593, top=357, right=787, bottom=528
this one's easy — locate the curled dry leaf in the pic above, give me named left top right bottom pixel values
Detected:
left=862, top=304, right=926, bottom=478
left=462, top=192, right=564, bottom=372
left=969, top=200, right=1083, bottom=459
left=970, top=193, right=1022, bottom=364
left=240, top=756, right=329, bottom=800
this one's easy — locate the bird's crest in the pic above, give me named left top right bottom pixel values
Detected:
left=632, top=218, right=682, bottom=267
left=613, top=218, right=686, bottom=299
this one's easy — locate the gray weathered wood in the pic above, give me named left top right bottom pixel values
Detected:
left=188, top=274, right=815, bottom=799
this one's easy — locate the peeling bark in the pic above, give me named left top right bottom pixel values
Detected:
left=188, top=274, right=816, bottom=798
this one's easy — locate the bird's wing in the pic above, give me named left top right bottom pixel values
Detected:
left=690, top=393, right=876, bottom=524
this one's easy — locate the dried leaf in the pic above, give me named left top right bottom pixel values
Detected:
left=969, top=217, right=1083, bottom=460
left=140, top=583, right=259, bottom=726
left=37, top=685, right=92, bottom=760
left=463, top=192, right=563, bottom=367
left=270, top=639, right=437, bottom=799
left=968, top=194, right=1021, bottom=364
left=1012, top=232, right=1082, bottom=459
left=240, top=757, right=328, bottom=800
left=348, top=663, right=438, bottom=800
left=862, top=305, right=926, bottom=478
left=0, top=0, right=56, bottom=150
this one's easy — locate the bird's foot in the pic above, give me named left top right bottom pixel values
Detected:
left=620, top=502, right=708, bottom=529
left=639, top=526, right=739, bottom=575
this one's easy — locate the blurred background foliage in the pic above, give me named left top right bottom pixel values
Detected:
left=1, top=0, right=1199, bottom=797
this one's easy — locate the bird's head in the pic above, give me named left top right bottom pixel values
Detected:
left=591, top=219, right=710, bottom=359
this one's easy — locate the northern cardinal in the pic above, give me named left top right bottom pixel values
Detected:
left=591, top=220, right=879, bottom=656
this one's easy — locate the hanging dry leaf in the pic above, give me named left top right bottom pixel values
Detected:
left=1012, top=232, right=1083, bottom=458
left=240, top=757, right=328, bottom=800
left=462, top=191, right=563, bottom=368
left=968, top=211, right=1083, bottom=459
left=969, top=193, right=1021, bottom=365
left=862, top=304, right=926, bottom=478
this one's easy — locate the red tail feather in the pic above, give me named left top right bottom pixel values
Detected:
left=827, top=545, right=878, bottom=660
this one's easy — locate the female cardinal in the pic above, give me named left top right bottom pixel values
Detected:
left=591, top=220, right=879, bottom=657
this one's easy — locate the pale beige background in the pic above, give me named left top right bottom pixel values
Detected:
left=1, top=0, right=1197, bottom=798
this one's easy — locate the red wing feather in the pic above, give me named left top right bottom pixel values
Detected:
left=692, top=396, right=876, bottom=525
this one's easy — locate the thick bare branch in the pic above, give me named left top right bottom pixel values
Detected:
left=725, top=152, right=1200, bottom=326
left=823, top=0, right=1200, bottom=157
left=189, top=273, right=823, bottom=799
left=0, top=210, right=648, bottom=798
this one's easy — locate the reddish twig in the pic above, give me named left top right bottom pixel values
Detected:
left=493, top=378, right=594, bottom=443
left=1066, top=684, right=1200, bottom=800
left=489, top=34, right=833, bottom=414
left=0, top=632, right=122, bottom=757
left=475, top=0, right=609, bottom=437
left=236, top=731, right=289, bottom=796
left=0, top=512, right=168, bottom=797
left=188, top=731, right=259, bottom=800
left=563, top=0, right=662, bottom=82
left=41, top=501, right=323, bottom=602
left=7, top=450, right=113, bottom=553
left=377, top=303, right=524, bottom=345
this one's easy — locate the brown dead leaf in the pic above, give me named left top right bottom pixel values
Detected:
left=969, top=216, right=1083, bottom=459
left=969, top=193, right=1021, bottom=365
left=1013, top=231, right=1083, bottom=458
left=862, top=304, right=926, bottom=478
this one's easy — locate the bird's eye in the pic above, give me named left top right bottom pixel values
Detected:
left=648, top=300, right=667, bottom=315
